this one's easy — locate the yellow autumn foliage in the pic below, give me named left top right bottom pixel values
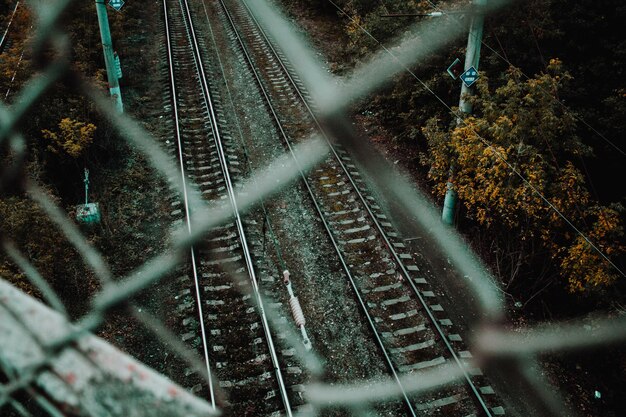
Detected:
left=42, top=118, right=96, bottom=159
left=560, top=207, right=624, bottom=292
left=422, top=63, right=623, bottom=293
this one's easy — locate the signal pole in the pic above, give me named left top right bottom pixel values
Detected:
left=95, top=0, right=124, bottom=113
left=441, top=0, right=486, bottom=225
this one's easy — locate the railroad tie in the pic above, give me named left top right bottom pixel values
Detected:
left=327, top=189, right=351, bottom=197
left=371, top=281, right=403, bottom=293
left=200, top=254, right=243, bottom=266
left=388, top=309, right=418, bottom=321
left=381, top=324, right=428, bottom=339
left=415, top=393, right=464, bottom=411
left=398, top=356, right=446, bottom=372
left=388, top=339, right=436, bottom=354
left=177, top=288, right=191, bottom=297
left=448, top=334, right=463, bottom=342
left=203, top=284, right=231, bottom=292
left=381, top=295, right=411, bottom=307
left=342, top=224, right=371, bottom=234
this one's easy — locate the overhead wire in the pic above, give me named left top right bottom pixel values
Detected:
left=327, top=0, right=625, bottom=278
left=424, top=0, right=626, bottom=157
left=424, top=0, right=603, bottom=206
left=527, top=22, right=547, bottom=68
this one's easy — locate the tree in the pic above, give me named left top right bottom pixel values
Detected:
left=422, top=60, right=624, bottom=293
left=42, top=118, right=97, bottom=159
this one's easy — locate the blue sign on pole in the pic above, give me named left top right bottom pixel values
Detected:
left=460, top=66, right=479, bottom=88
left=108, top=0, right=125, bottom=11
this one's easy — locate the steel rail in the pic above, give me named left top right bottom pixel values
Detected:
left=0, top=1, right=20, bottom=54
left=162, top=0, right=216, bottom=409
left=177, top=0, right=293, bottom=415
left=215, top=1, right=418, bottom=415
left=237, top=3, right=493, bottom=415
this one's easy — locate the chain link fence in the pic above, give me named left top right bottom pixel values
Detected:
left=1, top=0, right=625, bottom=416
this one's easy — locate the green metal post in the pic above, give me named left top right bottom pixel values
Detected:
left=442, top=0, right=485, bottom=225
left=84, top=168, right=89, bottom=205
left=95, top=0, right=123, bottom=113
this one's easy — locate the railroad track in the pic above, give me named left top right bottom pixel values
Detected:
left=0, top=1, right=20, bottom=54
left=161, top=0, right=307, bottom=415
left=205, top=0, right=506, bottom=415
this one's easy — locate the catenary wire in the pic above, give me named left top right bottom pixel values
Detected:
left=423, top=0, right=626, bottom=157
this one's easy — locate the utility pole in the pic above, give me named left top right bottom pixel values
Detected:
left=95, top=0, right=124, bottom=113
left=441, top=0, right=485, bottom=225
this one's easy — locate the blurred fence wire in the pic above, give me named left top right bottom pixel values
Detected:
left=1, top=0, right=625, bottom=416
